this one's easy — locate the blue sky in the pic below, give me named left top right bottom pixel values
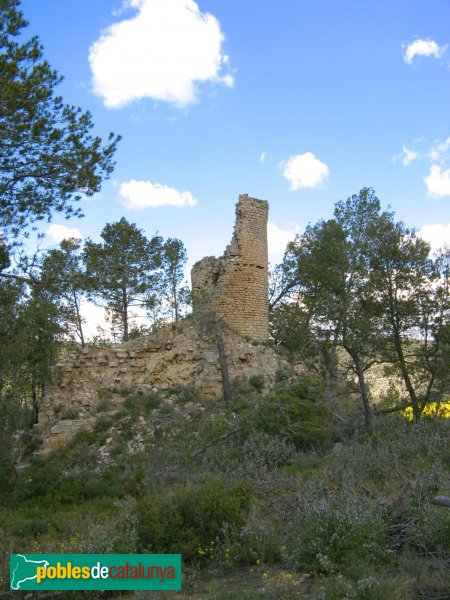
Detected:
left=20, top=0, right=450, bottom=271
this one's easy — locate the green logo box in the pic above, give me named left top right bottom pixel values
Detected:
left=10, top=553, right=181, bottom=591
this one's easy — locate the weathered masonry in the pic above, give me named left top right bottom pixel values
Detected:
left=34, top=193, right=282, bottom=454
left=191, top=194, right=269, bottom=342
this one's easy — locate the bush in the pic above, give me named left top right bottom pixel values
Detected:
left=135, top=478, right=252, bottom=561
left=307, top=575, right=385, bottom=600
left=59, top=407, right=81, bottom=420
left=254, top=380, right=331, bottom=450
left=249, top=375, right=264, bottom=393
left=10, top=518, right=49, bottom=537
left=167, top=384, right=197, bottom=404
left=289, top=503, right=388, bottom=575
left=227, top=520, right=282, bottom=565
left=123, top=389, right=161, bottom=416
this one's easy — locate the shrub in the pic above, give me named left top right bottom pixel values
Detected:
left=95, top=398, right=112, bottom=413
left=123, top=389, right=161, bottom=416
left=167, top=384, right=197, bottom=404
left=308, top=574, right=385, bottom=600
left=249, top=375, right=264, bottom=393
left=97, top=387, right=114, bottom=401
left=135, top=478, right=252, bottom=561
left=60, top=407, right=80, bottom=420
left=227, top=521, right=282, bottom=565
left=289, top=503, right=388, bottom=575
left=254, top=380, right=331, bottom=450
left=10, top=518, right=49, bottom=538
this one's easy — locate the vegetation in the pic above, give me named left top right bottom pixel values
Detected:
left=0, top=383, right=448, bottom=598
left=271, top=188, right=449, bottom=424
left=0, top=2, right=449, bottom=598
left=0, top=0, right=119, bottom=238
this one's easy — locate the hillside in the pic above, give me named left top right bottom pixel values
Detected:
left=1, top=375, right=449, bottom=599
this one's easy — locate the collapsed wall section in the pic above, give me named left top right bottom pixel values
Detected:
left=35, top=320, right=283, bottom=453
left=191, top=194, right=269, bottom=342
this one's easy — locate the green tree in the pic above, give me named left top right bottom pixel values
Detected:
left=0, top=255, right=23, bottom=399
left=273, top=189, right=391, bottom=426
left=40, top=238, right=87, bottom=346
left=371, top=219, right=448, bottom=421
left=0, top=278, right=61, bottom=424
left=161, top=237, right=188, bottom=322
left=83, top=218, right=162, bottom=342
left=0, top=0, right=120, bottom=238
left=16, top=288, right=61, bottom=423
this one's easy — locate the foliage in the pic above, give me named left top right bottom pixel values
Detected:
left=160, top=237, right=189, bottom=322
left=135, top=478, right=252, bottom=561
left=83, top=217, right=163, bottom=341
left=0, top=0, right=119, bottom=238
left=271, top=188, right=450, bottom=424
left=402, top=399, right=450, bottom=420
left=40, top=238, right=87, bottom=346
left=289, top=503, right=388, bottom=575
left=0, top=285, right=61, bottom=423
left=253, top=380, right=331, bottom=450
left=122, top=388, right=161, bottom=416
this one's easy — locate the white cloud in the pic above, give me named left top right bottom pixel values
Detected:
left=424, top=165, right=450, bottom=197
left=80, top=301, right=109, bottom=340
left=259, top=151, right=266, bottom=164
left=400, top=145, right=419, bottom=166
left=403, top=39, right=445, bottom=64
left=428, top=137, right=450, bottom=161
left=89, top=0, right=233, bottom=108
left=281, top=152, right=329, bottom=190
left=419, top=224, right=450, bottom=253
left=119, top=179, right=198, bottom=208
left=80, top=300, right=151, bottom=340
left=267, top=221, right=298, bottom=255
left=46, top=224, right=83, bottom=242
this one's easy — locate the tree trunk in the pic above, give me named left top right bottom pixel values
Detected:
left=73, top=292, right=85, bottom=347
left=172, top=276, right=179, bottom=322
left=213, top=316, right=232, bottom=404
left=122, top=287, right=128, bottom=341
left=345, top=345, right=372, bottom=427
left=386, top=276, right=421, bottom=421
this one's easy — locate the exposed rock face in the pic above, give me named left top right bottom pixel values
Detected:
left=191, top=194, right=269, bottom=342
left=35, top=193, right=277, bottom=454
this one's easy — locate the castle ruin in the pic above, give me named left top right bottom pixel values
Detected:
left=34, top=194, right=283, bottom=454
left=191, top=194, right=269, bottom=341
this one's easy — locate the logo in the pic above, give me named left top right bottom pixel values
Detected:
left=10, top=554, right=181, bottom=591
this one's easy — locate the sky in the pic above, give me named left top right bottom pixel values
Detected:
left=19, top=0, right=450, bottom=283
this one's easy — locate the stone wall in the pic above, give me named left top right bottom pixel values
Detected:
left=34, top=193, right=275, bottom=455
left=35, top=318, right=283, bottom=453
left=191, top=194, right=269, bottom=342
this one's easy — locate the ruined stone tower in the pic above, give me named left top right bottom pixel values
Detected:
left=34, top=194, right=281, bottom=453
left=191, top=194, right=269, bottom=342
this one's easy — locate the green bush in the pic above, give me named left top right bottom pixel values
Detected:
left=135, top=478, right=252, bottom=561
left=10, top=518, right=49, bottom=537
left=254, top=380, right=331, bottom=450
left=308, top=574, right=384, bottom=600
left=290, top=504, right=388, bottom=575
left=167, top=384, right=197, bottom=404
left=60, top=407, right=80, bottom=420
left=249, top=375, right=264, bottom=393
left=123, top=389, right=161, bottom=416
left=97, top=387, right=114, bottom=401
left=227, top=521, right=282, bottom=565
